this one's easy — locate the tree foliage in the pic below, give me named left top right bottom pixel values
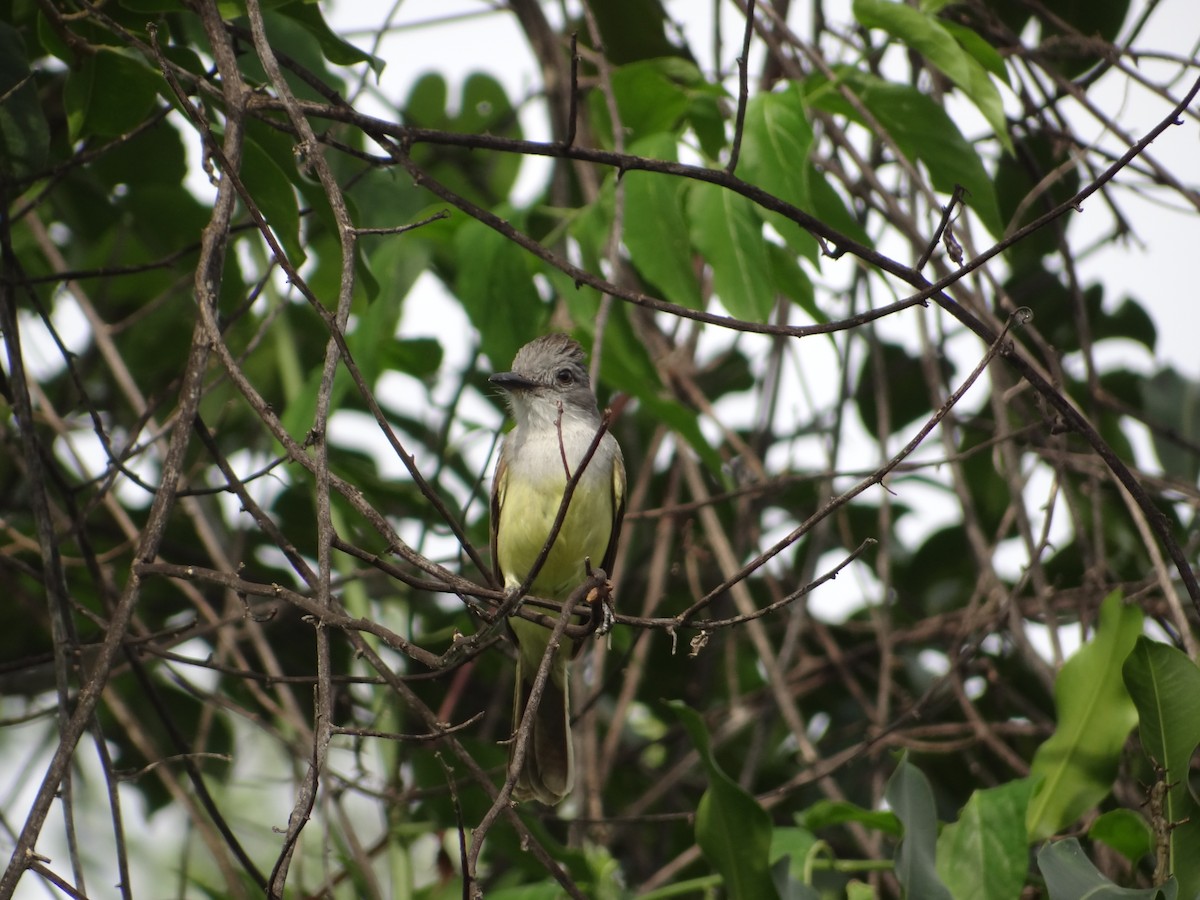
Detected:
left=1, top=0, right=1199, bottom=898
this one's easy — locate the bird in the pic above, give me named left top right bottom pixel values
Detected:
left=489, top=333, right=626, bottom=804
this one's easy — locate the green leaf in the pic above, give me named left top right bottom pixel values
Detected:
left=852, top=0, right=1012, bottom=153
left=988, top=0, right=1131, bottom=79
left=1141, top=368, right=1200, bottom=483
left=854, top=342, right=950, bottom=440
left=276, top=1, right=383, bottom=74
left=687, top=181, right=775, bottom=322
left=940, top=19, right=1010, bottom=83
left=766, top=244, right=823, bottom=322
left=995, top=134, right=1081, bottom=261
left=739, top=86, right=818, bottom=259
left=64, top=48, right=163, bottom=140
left=668, top=700, right=780, bottom=900
left=770, top=826, right=820, bottom=886
left=587, top=0, right=683, bottom=65
left=1093, top=295, right=1157, bottom=350
left=1038, top=838, right=1177, bottom=900
left=801, top=799, right=902, bottom=837
left=886, top=756, right=953, bottom=900
left=0, top=22, right=50, bottom=180
left=403, top=73, right=523, bottom=207
left=242, top=136, right=305, bottom=266
left=624, top=135, right=702, bottom=309
left=596, top=59, right=691, bottom=144
left=808, top=72, right=1003, bottom=237
left=846, top=882, right=878, bottom=900
left=453, top=215, right=545, bottom=370
left=1123, top=638, right=1200, bottom=898
left=805, top=162, right=871, bottom=248
left=936, top=778, right=1034, bottom=900
left=1026, top=592, right=1142, bottom=841
left=90, top=116, right=187, bottom=189
left=1088, top=809, right=1153, bottom=863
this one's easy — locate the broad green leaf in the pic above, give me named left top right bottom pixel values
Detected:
left=242, top=137, right=305, bottom=266
left=597, top=56, right=724, bottom=155
left=990, top=0, right=1131, bottom=79
left=583, top=842, right=626, bottom=900
left=91, top=116, right=187, bottom=189
left=405, top=72, right=449, bottom=128
left=64, top=48, right=162, bottom=140
left=624, top=134, right=702, bottom=309
left=361, top=220, right=430, bottom=317
left=941, top=20, right=1010, bottom=82
left=669, top=700, right=780, bottom=900
left=687, top=182, right=775, bottom=322
left=994, top=133, right=1081, bottom=260
left=1027, top=592, right=1142, bottom=841
left=686, top=86, right=729, bottom=161
left=855, top=342, right=953, bottom=441
left=277, top=1, right=384, bottom=74
left=766, top=244, right=824, bottom=322
left=36, top=9, right=75, bottom=62
left=0, top=23, right=50, bottom=180
left=936, top=778, right=1034, bottom=900
left=808, top=72, right=1003, bottom=237
left=801, top=799, right=901, bottom=837
left=1123, top=638, right=1200, bottom=898
left=853, top=0, right=1012, bottom=153
left=344, top=279, right=414, bottom=387
left=1142, top=368, right=1200, bottom=483
left=805, top=162, right=872, bottom=248
left=1038, top=838, right=1177, bottom=900
left=856, top=80, right=1003, bottom=237
left=598, top=59, right=691, bottom=144
left=455, top=74, right=524, bottom=201
left=739, top=86, right=818, bottom=259
left=886, top=756, right=953, bottom=900
left=118, top=183, right=212, bottom=258
left=567, top=173, right=615, bottom=261
left=588, top=0, right=682, bottom=65
left=453, top=214, right=545, bottom=371
left=1093, top=295, right=1157, bottom=350
left=402, top=73, right=523, bottom=207
left=770, top=826, right=820, bottom=885
left=1088, top=809, right=1153, bottom=863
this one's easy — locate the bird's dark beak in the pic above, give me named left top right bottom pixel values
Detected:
left=489, top=371, right=539, bottom=392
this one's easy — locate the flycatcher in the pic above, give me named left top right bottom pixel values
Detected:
left=489, top=334, right=626, bottom=804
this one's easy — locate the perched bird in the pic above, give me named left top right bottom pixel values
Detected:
left=489, top=334, right=626, bottom=804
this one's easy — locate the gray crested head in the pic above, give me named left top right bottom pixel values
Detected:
left=490, top=333, right=600, bottom=424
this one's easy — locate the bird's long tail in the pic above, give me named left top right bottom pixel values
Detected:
left=510, top=625, right=573, bottom=805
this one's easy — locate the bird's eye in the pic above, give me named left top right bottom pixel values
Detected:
left=555, top=368, right=575, bottom=386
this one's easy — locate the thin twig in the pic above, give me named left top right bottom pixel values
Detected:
left=726, top=0, right=757, bottom=174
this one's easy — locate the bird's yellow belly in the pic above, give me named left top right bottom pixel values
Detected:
left=497, top=474, right=613, bottom=600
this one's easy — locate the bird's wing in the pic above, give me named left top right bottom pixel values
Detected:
left=490, top=447, right=508, bottom=587
left=600, top=446, right=626, bottom=578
